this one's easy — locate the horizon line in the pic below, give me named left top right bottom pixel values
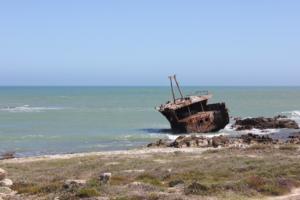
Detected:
left=0, top=85, right=300, bottom=87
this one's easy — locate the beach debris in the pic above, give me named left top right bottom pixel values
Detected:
left=233, top=115, right=299, bottom=131
left=156, top=75, right=229, bottom=133
left=99, top=172, right=111, bottom=184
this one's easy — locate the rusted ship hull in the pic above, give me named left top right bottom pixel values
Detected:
left=160, top=103, right=229, bottom=133
left=157, top=75, right=230, bottom=133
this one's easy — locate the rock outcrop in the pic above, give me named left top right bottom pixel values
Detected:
left=147, top=132, right=300, bottom=149
left=233, top=115, right=299, bottom=131
left=147, top=135, right=231, bottom=148
left=240, top=133, right=276, bottom=144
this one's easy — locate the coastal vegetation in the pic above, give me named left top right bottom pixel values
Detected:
left=1, top=144, right=300, bottom=199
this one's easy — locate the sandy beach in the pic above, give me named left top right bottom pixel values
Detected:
left=0, top=147, right=208, bottom=164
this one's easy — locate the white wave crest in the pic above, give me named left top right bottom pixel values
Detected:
left=282, top=110, right=300, bottom=124
left=0, top=105, right=63, bottom=113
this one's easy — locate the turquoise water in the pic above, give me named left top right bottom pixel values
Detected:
left=0, top=86, right=299, bottom=157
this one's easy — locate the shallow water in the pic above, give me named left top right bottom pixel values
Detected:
left=0, top=86, right=299, bottom=157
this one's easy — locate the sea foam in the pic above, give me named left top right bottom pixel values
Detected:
left=0, top=105, right=63, bottom=113
left=282, top=110, right=300, bottom=125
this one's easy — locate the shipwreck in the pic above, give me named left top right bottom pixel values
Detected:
left=156, top=75, right=229, bottom=133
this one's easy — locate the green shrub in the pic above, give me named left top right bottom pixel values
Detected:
left=136, top=173, right=162, bottom=186
left=76, top=187, right=100, bottom=198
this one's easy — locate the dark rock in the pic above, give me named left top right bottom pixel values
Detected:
left=233, top=116, right=299, bottom=130
left=240, top=133, right=275, bottom=144
left=63, top=179, right=86, bottom=189
left=287, top=133, right=300, bottom=144
left=0, top=152, right=15, bottom=160
left=168, top=180, right=184, bottom=187
left=211, top=135, right=230, bottom=147
left=169, top=135, right=210, bottom=148
left=274, top=115, right=288, bottom=119
left=147, top=139, right=171, bottom=147
left=99, top=172, right=111, bottom=184
left=185, top=182, right=210, bottom=195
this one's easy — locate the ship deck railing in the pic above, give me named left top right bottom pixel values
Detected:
left=187, top=90, right=209, bottom=97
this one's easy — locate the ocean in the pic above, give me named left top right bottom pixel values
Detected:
left=0, top=86, right=299, bottom=157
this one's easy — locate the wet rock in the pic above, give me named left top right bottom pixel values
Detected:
left=63, top=179, right=86, bottom=189
left=274, top=115, right=288, bottom=119
left=287, top=133, right=300, bottom=144
left=0, top=179, right=13, bottom=187
left=0, top=152, right=15, bottom=160
left=211, top=135, right=230, bottom=147
left=99, top=172, right=111, bottom=184
left=148, top=131, right=300, bottom=150
left=147, top=139, right=171, bottom=147
left=240, top=133, right=275, bottom=144
left=148, top=135, right=230, bottom=148
left=169, top=135, right=210, bottom=148
left=0, top=169, right=6, bottom=181
left=233, top=116, right=299, bottom=130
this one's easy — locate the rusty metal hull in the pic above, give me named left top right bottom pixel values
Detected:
left=160, top=103, right=229, bottom=133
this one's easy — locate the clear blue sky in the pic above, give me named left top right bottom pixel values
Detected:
left=0, top=1, right=299, bottom=86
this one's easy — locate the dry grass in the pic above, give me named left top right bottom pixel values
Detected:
left=1, top=145, right=300, bottom=199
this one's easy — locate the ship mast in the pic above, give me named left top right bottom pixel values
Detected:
left=173, top=74, right=184, bottom=99
left=168, top=76, right=176, bottom=103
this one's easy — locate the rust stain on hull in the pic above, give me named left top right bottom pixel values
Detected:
left=157, top=75, right=229, bottom=133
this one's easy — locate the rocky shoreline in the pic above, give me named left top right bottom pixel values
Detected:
left=0, top=115, right=299, bottom=200
left=148, top=115, right=300, bottom=149
left=147, top=132, right=300, bottom=149
left=232, top=115, right=299, bottom=130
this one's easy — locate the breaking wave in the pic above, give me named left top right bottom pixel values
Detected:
left=0, top=105, right=64, bottom=113
left=282, top=110, right=300, bottom=125
left=217, top=110, right=300, bottom=137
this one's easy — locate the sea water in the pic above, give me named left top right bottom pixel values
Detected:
left=0, top=86, right=299, bottom=157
